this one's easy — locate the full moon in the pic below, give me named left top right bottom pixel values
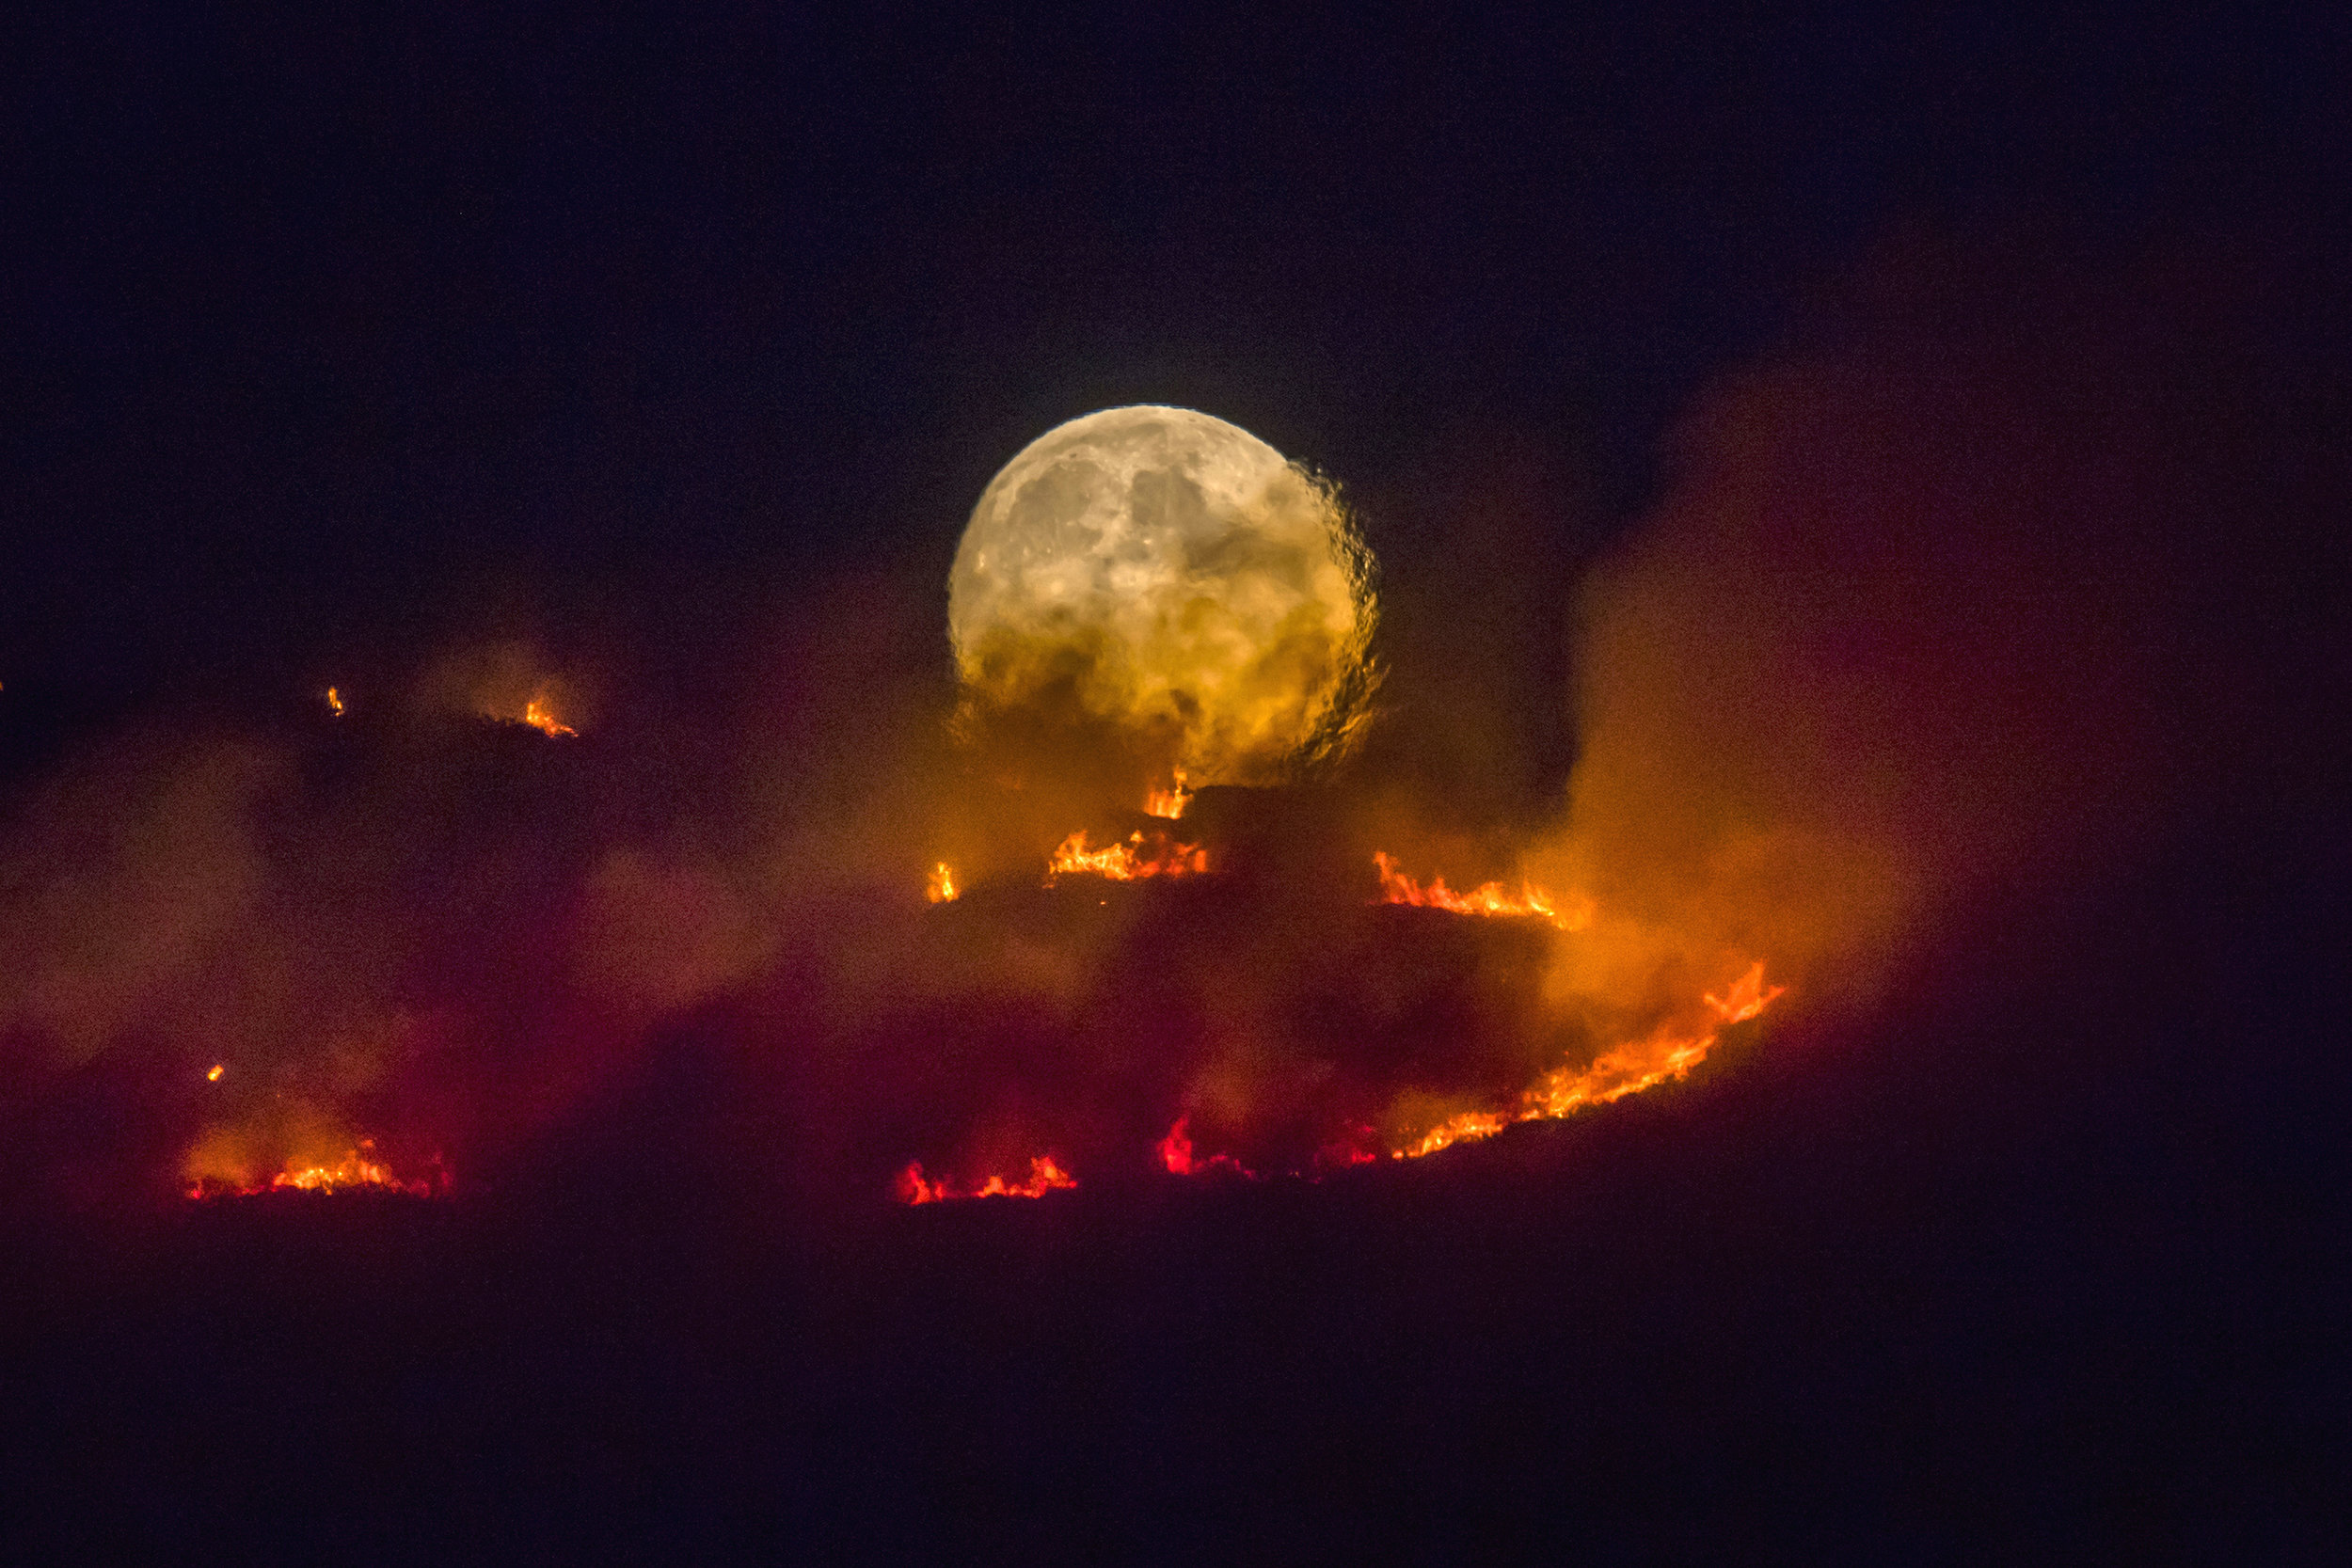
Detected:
left=948, top=405, right=1376, bottom=785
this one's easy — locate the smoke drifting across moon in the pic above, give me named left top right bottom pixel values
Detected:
left=948, top=406, right=1377, bottom=785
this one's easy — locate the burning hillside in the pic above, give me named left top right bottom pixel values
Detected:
left=871, top=771, right=1786, bottom=1203
left=0, top=245, right=2259, bottom=1225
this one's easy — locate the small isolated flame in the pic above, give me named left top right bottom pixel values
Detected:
left=896, top=1155, right=1077, bottom=1205
left=1046, top=830, right=1209, bottom=884
left=1143, top=773, right=1193, bottom=819
left=521, top=697, right=578, bottom=738
left=1372, top=852, right=1594, bottom=929
left=324, top=686, right=345, bottom=717
left=1156, top=1117, right=1254, bottom=1179
left=205, top=1063, right=225, bottom=1082
left=1396, top=961, right=1784, bottom=1160
left=926, top=862, right=960, bottom=904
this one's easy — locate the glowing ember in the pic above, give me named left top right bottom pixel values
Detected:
left=521, top=697, right=578, bottom=737
left=324, top=686, right=345, bottom=717
left=896, top=1155, right=1077, bottom=1204
left=927, top=862, right=960, bottom=903
left=1155, top=1117, right=1254, bottom=1179
left=205, top=1064, right=225, bottom=1082
left=1143, top=773, right=1193, bottom=819
left=1394, top=964, right=1783, bottom=1160
left=1372, top=852, right=1594, bottom=929
left=1046, top=829, right=1208, bottom=884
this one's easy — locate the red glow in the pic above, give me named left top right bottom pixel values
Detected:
left=895, top=1155, right=1077, bottom=1205
left=1155, top=1117, right=1254, bottom=1179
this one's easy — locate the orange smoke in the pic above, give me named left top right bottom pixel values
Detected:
left=895, top=1155, right=1077, bottom=1204
left=1706, top=961, right=1787, bottom=1025
left=1372, top=851, right=1593, bottom=930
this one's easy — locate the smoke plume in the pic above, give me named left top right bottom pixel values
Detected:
left=0, top=227, right=2317, bottom=1209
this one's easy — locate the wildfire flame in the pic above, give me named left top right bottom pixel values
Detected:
left=900, top=848, right=1782, bottom=1190
left=185, top=1146, right=449, bottom=1200
left=896, top=1155, right=1077, bottom=1204
left=1143, top=773, right=1193, bottom=819
left=927, top=862, right=960, bottom=903
left=1705, top=962, right=1787, bottom=1025
left=1046, top=830, right=1208, bottom=884
left=1396, top=962, right=1783, bottom=1160
left=324, top=686, right=345, bottom=717
left=1372, top=852, right=1594, bottom=929
left=205, top=1063, right=224, bottom=1082
left=1156, top=1117, right=1253, bottom=1179
left=520, top=697, right=578, bottom=738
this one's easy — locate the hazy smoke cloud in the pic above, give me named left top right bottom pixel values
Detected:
left=0, top=229, right=2313, bottom=1208
left=1530, top=228, right=2302, bottom=1015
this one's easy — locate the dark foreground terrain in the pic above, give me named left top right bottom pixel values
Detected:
left=4, top=800, right=2344, bottom=1564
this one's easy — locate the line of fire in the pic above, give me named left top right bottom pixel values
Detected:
left=161, top=697, right=1785, bottom=1210
left=897, top=776, right=1783, bottom=1204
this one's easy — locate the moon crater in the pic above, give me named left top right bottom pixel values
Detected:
left=949, top=405, right=1377, bottom=785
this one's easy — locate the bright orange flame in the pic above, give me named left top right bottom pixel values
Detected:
left=927, top=862, right=960, bottom=903
left=1394, top=963, right=1784, bottom=1160
left=205, top=1063, right=225, bottom=1082
left=895, top=1155, right=1077, bottom=1205
left=324, top=686, right=345, bottom=717
left=521, top=697, right=578, bottom=737
left=1143, top=773, right=1193, bottom=819
left=1372, top=852, right=1594, bottom=929
left=1046, top=830, right=1208, bottom=884
left=186, top=1147, right=450, bottom=1200
left=271, top=1151, right=406, bottom=1193
left=1705, top=960, right=1787, bottom=1024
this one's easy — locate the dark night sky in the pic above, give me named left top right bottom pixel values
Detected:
left=7, top=3, right=2340, bottom=703
left=5, top=5, right=2350, bottom=1560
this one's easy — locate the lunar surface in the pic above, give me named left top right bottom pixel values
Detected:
left=948, top=405, right=1377, bottom=784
